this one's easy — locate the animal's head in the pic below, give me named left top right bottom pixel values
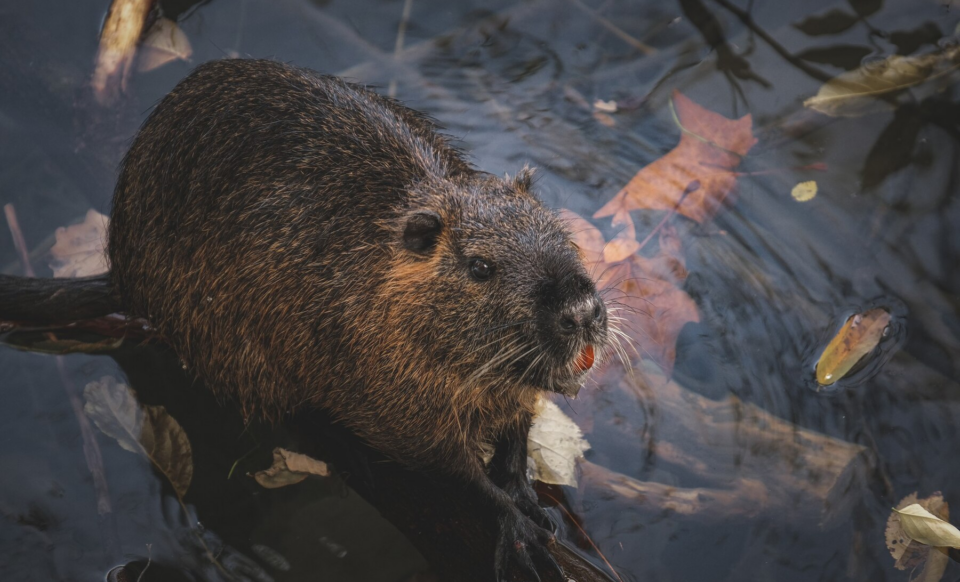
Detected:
left=387, top=168, right=609, bottom=397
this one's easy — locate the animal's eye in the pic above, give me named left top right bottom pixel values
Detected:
left=469, top=258, right=494, bottom=281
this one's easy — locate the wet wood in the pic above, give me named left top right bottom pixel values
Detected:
left=590, top=369, right=867, bottom=524
left=291, top=414, right=618, bottom=582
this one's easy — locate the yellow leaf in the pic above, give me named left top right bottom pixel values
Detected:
left=253, top=448, right=330, bottom=489
left=816, top=308, right=891, bottom=386
left=804, top=46, right=960, bottom=117
left=791, top=180, right=818, bottom=202
left=894, top=503, right=960, bottom=549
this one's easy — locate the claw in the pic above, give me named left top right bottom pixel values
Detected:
left=494, top=509, right=564, bottom=582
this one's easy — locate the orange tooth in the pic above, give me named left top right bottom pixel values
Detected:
left=575, top=345, right=595, bottom=372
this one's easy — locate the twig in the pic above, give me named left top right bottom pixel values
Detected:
left=387, top=0, right=414, bottom=98
left=136, top=544, right=152, bottom=582
left=4, top=205, right=115, bottom=520
left=635, top=180, right=699, bottom=253
left=3, top=205, right=36, bottom=277
left=710, top=0, right=832, bottom=83
left=569, top=0, right=657, bottom=55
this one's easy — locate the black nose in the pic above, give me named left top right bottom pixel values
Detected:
left=558, top=295, right=605, bottom=335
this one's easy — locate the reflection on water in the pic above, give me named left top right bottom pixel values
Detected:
left=1, top=0, right=959, bottom=581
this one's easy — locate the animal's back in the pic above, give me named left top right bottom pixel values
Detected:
left=109, top=59, right=472, bottom=416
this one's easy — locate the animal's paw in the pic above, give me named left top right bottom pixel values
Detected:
left=494, top=510, right=563, bottom=582
left=504, top=479, right=555, bottom=533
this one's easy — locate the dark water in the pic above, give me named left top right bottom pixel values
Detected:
left=1, top=0, right=959, bottom=581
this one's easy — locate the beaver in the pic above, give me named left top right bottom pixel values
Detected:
left=1, top=59, right=609, bottom=581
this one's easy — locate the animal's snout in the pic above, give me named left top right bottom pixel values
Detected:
left=557, top=294, right=606, bottom=335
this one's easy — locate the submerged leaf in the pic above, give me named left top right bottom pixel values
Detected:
left=253, top=448, right=330, bottom=489
left=49, top=209, right=109, bottom=278
left=804, top=46, right=960, bottom=117
left=895, top=504, right=960, bottom=548
left=84, top=377, right=193, bottom=497
left=137, top=18, right=193, bottom=72
left=816, top=308, right=891, bottom=385
left=527, top=397, right=590, bottom=487
left=594, top=91, right=756, bottom=224
left=83, top=376, right=144, bottom=454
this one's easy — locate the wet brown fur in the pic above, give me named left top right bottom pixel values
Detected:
left=108, top=59, right=607, bottom=476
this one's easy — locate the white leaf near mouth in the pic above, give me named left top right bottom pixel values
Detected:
left=527, top=396, right=590, bottom=487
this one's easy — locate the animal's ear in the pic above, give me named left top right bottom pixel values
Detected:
left=402, top=211, right=443, bottom=254
left=513, top=165, right=536, bottom=192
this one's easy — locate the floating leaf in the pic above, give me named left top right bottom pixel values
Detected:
left=84, top=377, right=193, bottom=497
left=91, top=0, right=153, bottom=105
left=888, top=493, right=948, bottom=569
left=895, top=504, right=960, bottom=549
left=804, top=45, right=960, bottom=117
left=137, top=18, right=193, bottom=72
left=594, top=91, right=757, bottom=224
left=816, top=308, right=891, bottom=386
left=527, top=397, right=590, bottom=487
left=253, top=448, right=330, bottom=489
left=49, top=209, right=109, bottom=278
left=791, top=180, right=818, bottom=202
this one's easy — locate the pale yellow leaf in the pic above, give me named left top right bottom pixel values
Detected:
left=253, top=448, right=330, bottom=489
left=804, top=46, right=960, bottom=117
left=137, top=18, right=193, bottom=72
left=791, top=180, right=818, bottom=202
left=593, top=99, right=618, bottom=113
left=527, top=397, right=590, bottom=487
left=49, top=210, right=109, bottom=278
left=895, top=503, right=960, bottom=548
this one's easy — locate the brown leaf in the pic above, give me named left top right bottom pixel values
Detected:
left=816, top=308, right=891, bottom=386
left=558, top=209, right=605, bottom=266
left=253, top=448, right=330, bottom=489
left=594, top=90, right=757, bottom=224
left=604, top=210, right=640, bottom=263
left=887, top=492, right=951, bottom=573
left=49, top=210, right=109, bottom=278
left=561, top=211, right=698, bottom=374
left=83, top=376, right=193, bottom=498
left=804, top=45, right=960, bottom=117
